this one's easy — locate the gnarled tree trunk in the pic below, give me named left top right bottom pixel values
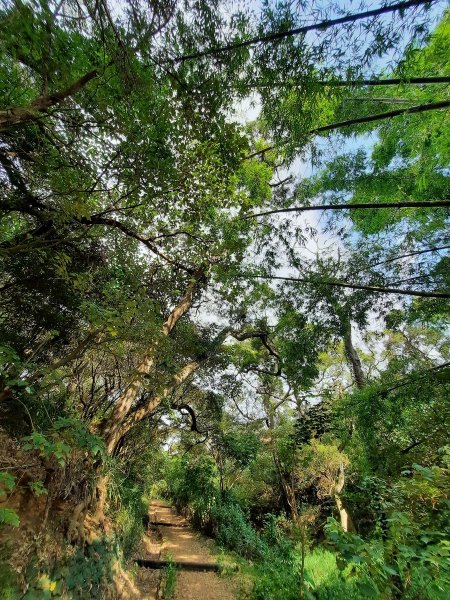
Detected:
left=100, top=264, right=208, bottom=454
left=88, top=265, right=209, bottom=530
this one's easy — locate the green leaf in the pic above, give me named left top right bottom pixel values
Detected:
left=382, top=565, right=399, bottom=576
left=0, top=472, right=16, bottom=493
left=358, top=582, right=379, bottom=598
left=29, top=481, right=48, bottom=497
left=0, top=507, right=20, bottom=527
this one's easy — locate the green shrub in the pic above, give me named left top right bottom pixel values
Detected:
left=250, top=558, right=300, bottom=600
left=212, top=500, right=268, bottom=560
left=166, top=455, right=217, bottom=529
left=304, top=549, right=362, bottom=600
left=22, top=539, right=119, bottom=599
left=161, top=555, right=177, bottom=600
left=0, top=561, right=20, bottom=600
left=109, top=477, right=146, bottom=557
left=261, top=513, right=295, bottom=560
left=326, top=453, right=450, bottom=599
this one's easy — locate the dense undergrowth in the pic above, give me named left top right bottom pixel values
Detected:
left=0, top=424, right=149, bottom=598
left=160, top=450, right=450, bottom=600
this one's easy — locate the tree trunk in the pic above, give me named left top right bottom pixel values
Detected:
left=335, top=321, right=362, bottom=531
left=100, top=264, right=208, bottom=454
left=113, top=324, right=230, bottom=445
left=89, top=360, right=204, bottom=532
left=89, top=320, right=229, bottom=533
left=343, top=322, right=365, bottom=389
left=265, top=399, right=298, bottom=519
left=334, top=462, right=356, bottom=532
left=120, top=359, right=202, bottom=439
left=334, top=494, right=355, bottom=532
left=85, top=266, right=208, bottom=531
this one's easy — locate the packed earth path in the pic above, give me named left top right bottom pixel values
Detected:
left=133, top=500, right=237, bottom=600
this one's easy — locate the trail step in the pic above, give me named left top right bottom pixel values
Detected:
left=143, top=516, right=187, bottom=528
left=152, top=521, right=188, bottom=528
left=135, top=558, right=219, bottom=572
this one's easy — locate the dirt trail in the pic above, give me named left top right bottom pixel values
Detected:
left=132, top=500, right=236, bottom=600
left=149, top=502, right=216, bottom=567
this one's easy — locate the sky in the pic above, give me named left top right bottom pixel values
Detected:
left=207, top=0, right=448, bottom=413
left=228, top=0, right=447, bottom=276
left=160, top=0, right=449, bottom=429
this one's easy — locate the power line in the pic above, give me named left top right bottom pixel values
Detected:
left=370, top=244, right=450, bottom=267
left=312, top=99, right=450, bottom=133
left=240, top=76, right=450, bottom=89
left=240, top=274, right=450, bottom=298
left=174, top=0, right=436, bottom=63
left=244, top=200, right=450, bottom=219
left=246, top=99, right=450, bottom=159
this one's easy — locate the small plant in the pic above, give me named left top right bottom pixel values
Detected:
left=22, top=431, right=70, bottom=466
left=0, top=472, right=19, bottom=528
left=28, top=480, right=48, bottom=497
left=22, top=539, right=120, bottom=599
left=291, top=506, right=319, bottom=599
left=0, top=507, right=20, bottom=528
left=161, top=555, right=177, bottom=600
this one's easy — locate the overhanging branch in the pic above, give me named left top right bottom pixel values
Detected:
left=0, top=67, right=105, bottom=129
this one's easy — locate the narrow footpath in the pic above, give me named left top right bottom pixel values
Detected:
left=132, top=500, right=236, bottom=600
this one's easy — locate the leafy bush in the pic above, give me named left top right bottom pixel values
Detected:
left=304, top=549, right=362, bottom=600
left=166, top=455, right=218, bottom=529
left=326, top=452, right=450, bottom=599
left=212, top=499, right=268, bottom=560
left=0, top=561, right=20, bottom=600
left=108, top=472, right=146, bottom=557
left=0, top=472, right=20, bottom=528
left=165, top=454, right=270, bottom=559
left=249, top=558, right=300, bottom=600
left=261, top=513, right=295, bottom=560
left=22, top=539, right=120, bottom=599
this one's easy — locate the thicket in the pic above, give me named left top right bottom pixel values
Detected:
left=161, top=438, right=450, bottom=600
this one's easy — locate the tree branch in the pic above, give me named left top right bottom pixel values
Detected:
left=82, top=215, right=196, bottom=273
left=230, top=330, right=282, bottom=376
left=0, top=68, right=104, bottom=129
left=173, top=403, right=208, bottom=434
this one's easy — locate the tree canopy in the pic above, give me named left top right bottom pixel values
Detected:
left=0, top=1, right=449, bottom=598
